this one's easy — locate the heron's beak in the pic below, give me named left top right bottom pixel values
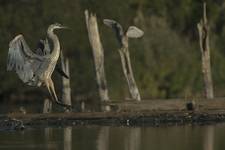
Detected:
left=60, top=25, right=70, bottom=30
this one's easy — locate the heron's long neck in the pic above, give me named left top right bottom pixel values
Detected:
left=47, top=30, right=60, bottom=59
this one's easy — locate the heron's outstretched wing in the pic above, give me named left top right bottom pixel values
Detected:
left=103, top=19, right=124, bottom=43
left=126, top=26, right=144, bottom=38
left=7, top=34, right=44, bottom=84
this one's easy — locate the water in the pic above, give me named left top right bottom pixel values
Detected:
left=1, top=124, right=225, bottom=150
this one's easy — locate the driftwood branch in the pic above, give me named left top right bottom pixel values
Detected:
left=85, top=10, right=110, bottom=102
left=119, top=46, right=141, bottom=101
left=103, top=19, right=142, bottom=101
left=197, top=2, right=214, bottom=99
left=61, top=51, right=72, bottom=112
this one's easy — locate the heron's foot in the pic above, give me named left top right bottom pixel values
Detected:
left=55, top=101, right=73, bottom=111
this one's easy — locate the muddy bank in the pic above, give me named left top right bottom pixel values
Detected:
left=2, top=98, right=225, bottom=130
left=0, top=110, right=225, bottom=130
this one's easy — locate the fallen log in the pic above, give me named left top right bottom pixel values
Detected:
left=3, top=99, right=225, bottom=128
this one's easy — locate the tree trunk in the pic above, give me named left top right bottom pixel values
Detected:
left=61, top=51, right=72, bottom=112
left=197, top=2, right=214, bottom=99
left=119, top=47, right=141, bottom=101
left=43, top=98, right=52, bottom=113
left=85, top=10, right=110, bottom=102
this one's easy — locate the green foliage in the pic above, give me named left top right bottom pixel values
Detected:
left=1, top=0, right=225, bottom=101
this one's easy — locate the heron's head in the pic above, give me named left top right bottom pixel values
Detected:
left=48, top=23, right=69, bottom=32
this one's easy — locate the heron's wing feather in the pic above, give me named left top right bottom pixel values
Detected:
left=34, top=38, right=68, bottom=78
left=103, top=19, right=124, bottom=42
left=36, top=40, right=45, bottom=56
left=30, top=38, right=51, bottom=76
left=7, top=35, right=43, bottom=84
left=126, top=26, right=144, bottom=38
left=36, top=38, right=50, bottom=56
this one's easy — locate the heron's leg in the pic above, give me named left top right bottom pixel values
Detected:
left=48, top=78, right=59, bottom=102
left=45, top=80, right=55, bottom=102
left=48, top=78, right=72, bottom=109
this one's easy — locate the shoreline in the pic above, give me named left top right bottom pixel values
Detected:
left=1, top=110, right=225, bottom=130
left=2, top=98, right=225, bottom=130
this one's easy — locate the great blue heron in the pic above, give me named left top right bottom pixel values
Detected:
left=37, top=39, right=69, bottom=79
left=7, top=23, right=72, bottom=109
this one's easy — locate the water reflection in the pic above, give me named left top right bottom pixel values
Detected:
left=44, top=128, right=56, bottom=149
left=44, top=128, right=52, bottom=140
left=125, top=128, right=141, bottom=150
left=1, top=124, right=225, bottom=150
left=203, top=126, right=215, bottom=150
left=97, top=127, right=109, bottom=150
left=64, top=127, right=72, bottom=150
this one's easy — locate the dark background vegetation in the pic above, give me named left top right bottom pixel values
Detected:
left=1, top=0, right=225, bottom=104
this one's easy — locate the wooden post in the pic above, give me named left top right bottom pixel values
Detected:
left=43, top=98, right=52, bottom=113
left=85, top=10, right=110, bottom=102
left=61, top=51, right=72, bottom=112
left=103, top=19, right=143, bottom=101
left=197, top=2, right=214, bottom=99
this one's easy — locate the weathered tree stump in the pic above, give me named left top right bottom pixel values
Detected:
left=85, top=10, right=110, bottom=102
left=43, top=98, right=52, bottom=113
left=61, top=51, right=72, bottom=112
left=197, top=2, right=214, bottom=99
left=103, top=19, right=143, bottom=101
